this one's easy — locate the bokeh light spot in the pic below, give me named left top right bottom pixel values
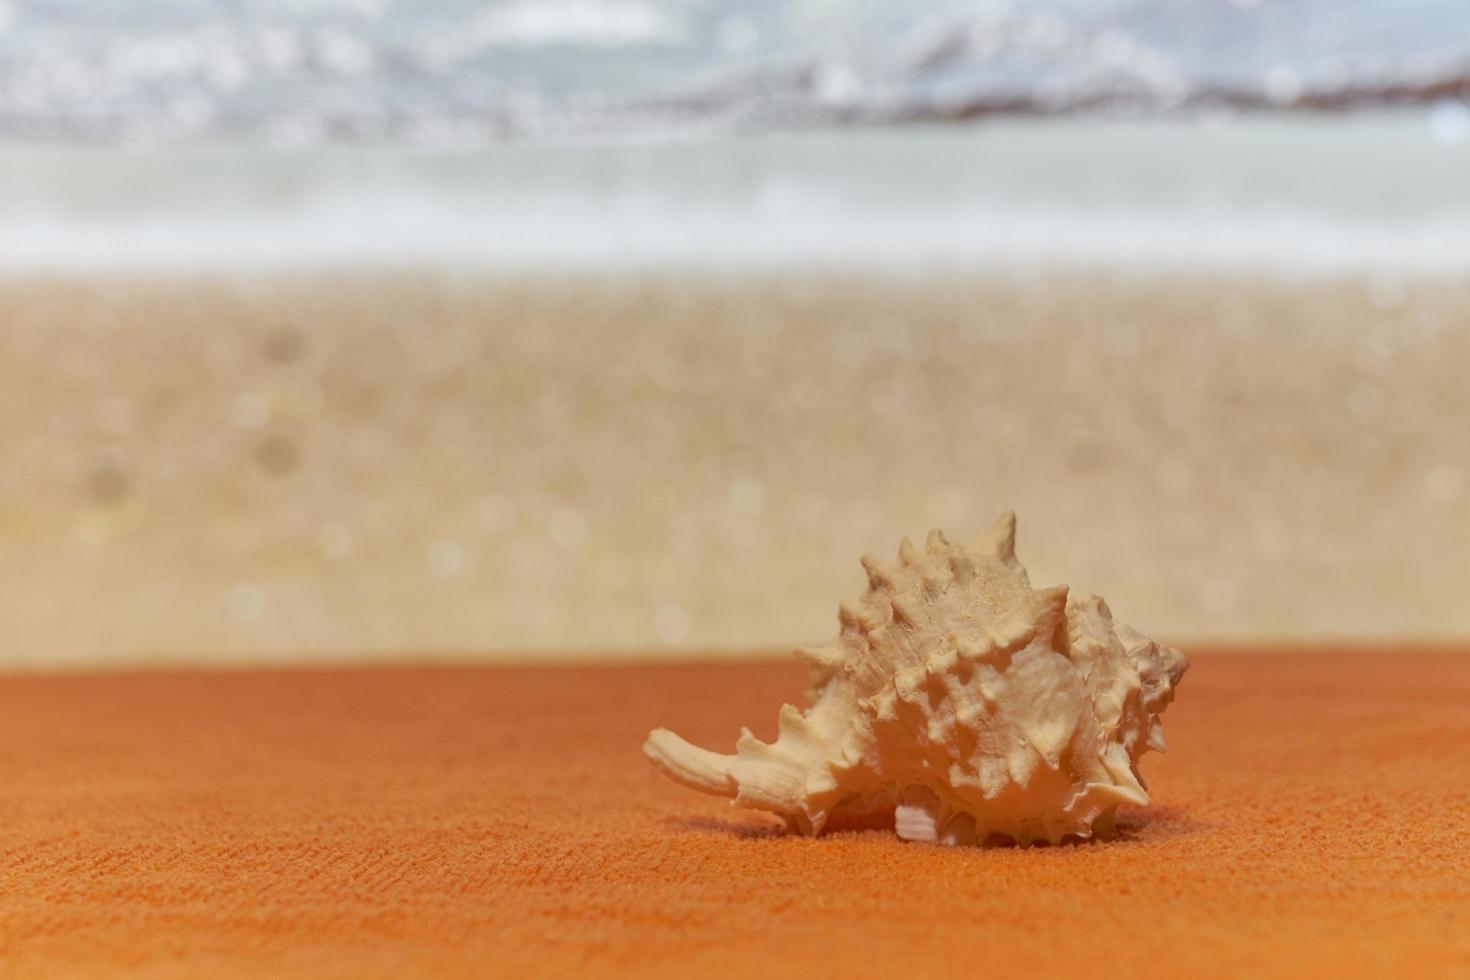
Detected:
left=653, top=603, right=691, bottom=644
left=227, top=584, right=269, bottom=624
left=548, top=507, right=587, bottom=548
left=428, top=538, right=467, bottom=578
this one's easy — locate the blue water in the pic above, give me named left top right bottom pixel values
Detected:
left=0, top=0, right=1466, bottom=142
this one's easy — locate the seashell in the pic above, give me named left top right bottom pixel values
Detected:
left=644, top=512, right=1188, bottom=845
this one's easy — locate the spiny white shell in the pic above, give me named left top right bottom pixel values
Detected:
left=644, top=513, right=1188, bottom=845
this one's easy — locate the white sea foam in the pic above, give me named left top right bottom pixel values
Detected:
left=464, top=1, right=688, bottom=49
left=5, top=188, right=1470, bottom=276
left=0, top=115, right=1465, bottom=275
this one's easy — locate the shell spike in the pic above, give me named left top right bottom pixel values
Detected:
left=642, top=729, right=738, bottom=798
left=897, top=537, right=920, bottom=564
left=1146, top=718, right=1168, bottom=753
left=924, top=529, right=950, bottom=553
left=1035, top=583, right=1070, bottom=616
left=859, top=554, right=894, bottom=589
left=795, top=643, right=841, bottom=672
left=979, top=510, right=1018, bottom=562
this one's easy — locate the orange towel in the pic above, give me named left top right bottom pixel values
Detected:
left=2, top=651, right=1467, bottom=978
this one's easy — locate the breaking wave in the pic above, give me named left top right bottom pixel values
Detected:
left=0, top=0, right=1466, bottom=143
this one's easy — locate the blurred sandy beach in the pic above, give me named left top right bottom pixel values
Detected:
left=1, top=88, right=1469, bottom=668
left=3, top=267, right=1466, bottom=666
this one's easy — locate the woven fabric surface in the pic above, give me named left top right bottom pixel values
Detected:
left=2, top=651, right=1467, bottom=978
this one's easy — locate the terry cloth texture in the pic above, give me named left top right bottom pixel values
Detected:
left=2, top=650, right=1468, bottom=978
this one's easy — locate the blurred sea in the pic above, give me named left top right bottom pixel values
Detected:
left=1, top=0, right=1467, bottom=141
left=1, top=1, right=1468, bottom=274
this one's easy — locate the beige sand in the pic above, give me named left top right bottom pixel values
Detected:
left=1, top=271, right=1467, bottom=665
